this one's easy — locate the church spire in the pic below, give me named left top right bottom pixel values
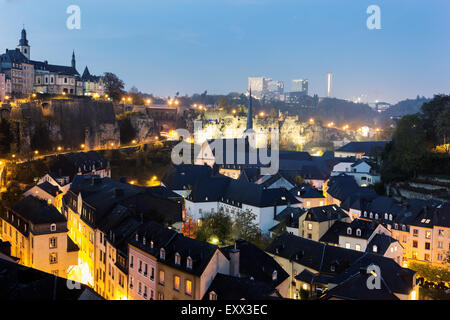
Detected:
left=246, top=87, right=253, bottom=131
left=71, top=50, right=76, bottom=69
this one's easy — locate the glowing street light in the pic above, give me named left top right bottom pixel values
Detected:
left=232, top=109, right=236, bottom=114
left=34, top=150, right=39, bottom=155
left=146, top=99, right=152, bottom=105
left=132, top=139, right=137, bottom=144
left=80, top=144, right=85, bottom=149
left=259, top=111, right=265, bottom=117
left=174, top=100, right=180, bottom=106
left=309, top=118, right=315, bottom=124
left=57, top=146, right=62, bottom=151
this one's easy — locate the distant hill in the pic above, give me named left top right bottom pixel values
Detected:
left=381, top=96, right=430, bottom=120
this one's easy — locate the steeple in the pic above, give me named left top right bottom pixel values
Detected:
left=17, top=26, right=30, bottom=60
left=71, top=50, right=76, bottom=69
left=245, top=88, right=253, bottom=132
left=18, top=27, right=29, bottom=46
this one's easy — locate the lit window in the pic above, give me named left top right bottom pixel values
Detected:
left=185, top=280, right=192, bottom=296
left=355, top=244, right=361, bottom=251
left=187, top=257, right=193, bottom=269
left=50, top=224, right=56, bottom=232
left=175, top=253, right=181, bottom=265
left=373, top=245, right=378, bottom=253
left=49, top=237, right=57, bottom=249
left=159, top=270, right=165, bottom=285
left=174, top=275, right=180, bottom=291
left=209, top=291, right=217, bottom=300
left=160, top=248, right=165, bottom=260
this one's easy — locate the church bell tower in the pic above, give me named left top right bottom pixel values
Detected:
left=17, top=27, right=30, bottom=60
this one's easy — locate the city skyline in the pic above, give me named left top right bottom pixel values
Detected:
left=0, top=0, right=449, bottom=103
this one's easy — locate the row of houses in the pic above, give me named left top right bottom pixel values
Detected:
left=0, top=28, right=104, bottom=99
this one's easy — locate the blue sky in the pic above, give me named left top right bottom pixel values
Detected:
left=1, top=0, right=449, bottom=103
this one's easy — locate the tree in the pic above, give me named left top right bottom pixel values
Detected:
left=436, top=105, right=450, bottom=149
left=118, top=117, right=136, bottom=144
left=103, top=72, right=125, bottom=101
left=129, top=86, right=145, bottom=105
left=217, top=96, right=229, bottom=109
left=0, top=119, right=13, bottom=156
left=195, top=211, right=233, bottom=245
left=232, top=210, right=271, bottom=249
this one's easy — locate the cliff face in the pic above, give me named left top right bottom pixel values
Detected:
left=8, top=99, right=121, bottom=153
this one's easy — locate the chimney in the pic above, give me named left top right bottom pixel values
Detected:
left=273, top=201, right=278, bottom=219
left=229, top=240, right=240, bottom=277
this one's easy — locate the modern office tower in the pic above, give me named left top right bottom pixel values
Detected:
left=248, top=77, right=268, bottom=99
left=326, top=73, right=332, bottom=97
left=291, top=79, right=309, bottom=95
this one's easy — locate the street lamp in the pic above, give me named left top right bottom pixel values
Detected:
left=57, top=146, right=62, bottom=152
left=34, top=150, right=39, bottom=155
left=80, top=144, right=85, bottom=149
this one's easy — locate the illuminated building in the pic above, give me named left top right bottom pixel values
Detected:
left=0, top=196, right=78, bottom=278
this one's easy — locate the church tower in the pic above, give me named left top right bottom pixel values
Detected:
left=17, top=27, right=30, bottom=60
left=71, top=51, right=76, bottom=69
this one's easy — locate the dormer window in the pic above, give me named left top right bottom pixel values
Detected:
left=160, top=248, right=165, bottom=260
left=364, top=211, right=367, bottom=217
left=373, top=245, right=378, bottom=253
left=187, top=256, right=193, bottom=269
left=272, top=270, right=277, bottom=281
left=370, top=212, right=373, bottom=219
left=389, top=214, right=393, bottom=221
left=136, top=234, right=139, bottom=241
left=143, top=237, right=146, bottom=245
left=347, top=227, right=352, bottom=235
left=50, top=224, right=56, bottom=232
left=209, top=291, right=218, bottom=300
left=150, top=241, right=154, bottom=249
left=384, top=213, right=388, bottom=220
left=330, top=265, right=335, bottom=272
left=375, top=214, right=379, bottom=220
left=175, top=253, right=181, bottom=265
left=356, top=229, right=361, bottom=236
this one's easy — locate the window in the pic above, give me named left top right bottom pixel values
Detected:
left=356, top=229, right=361, bottom=237
left=345, top=243, right=350, bottom=249
left=389, top=214, right=393, bottom=221
left=425, top=242, right=431, bottom=250
left=307, top=223, right=313, bottom=230
left=373, top=245, right=378, bottom=253
left=159, top=270, right=165, bottom=285
left=139, top=261, right=142, bottom=273
left=185, top=280, right=192, bottom=296
left=151, top=267, right=155, bottom=280
left=158, top=293, right=164, bottom=300
left=347, top=227, right=352, bottom=235
left=209, top=291, right=218, bottom=300
left=425, top=231, right=431, bottom=239
left=49, top=253, right=57, bottom=264
left=130, top=255, right=134, bottom=268
left=413, top=229, right=419, bottom=237
left=175, top=253, right=181, bottom=265
left=375, top=214, right=379, bottom=220
left=413, top=240, right=418, bottom=248
left=438, top=241, right=443, bottom=249
left=174, top=275, right=180, bottom=291
left=160, top=248, right=165, bottom=260
left=272, top=270, right=277, bottom=281
left=49, top=237, right=57, bottom=249
left=438, top=229, right=444, bottom=237
left=306, top=201, right=311, bottom=207
left=384, top=213, right=388, bottom=220
left=355, top=244, right=361, bottom=251
left=138, top=282, right=142, bottom=294
left=424, top=253, right=430, bottom=261
left=186, top=257, right=193, bottom=269
left=50, top=224, right=56, bottom=232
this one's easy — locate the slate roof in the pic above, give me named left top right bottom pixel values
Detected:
left=320, top=219, right=380, bottom=243
left=81, top=66, right=102, bottom=82
left=304, top=205, right=348, bottom=223
left=0, top=257, right=103, bottom=300
left=326, top=174, right=377, bottom=202
left=220, top=239, right=289, bottom=288
left=159, top=233, right=219, bottom=277
left=274, top=206, right=307, bottom=229
left=319, top=221, right=349, bottom=244
left=162, top=164, right=213, bottom=190
left=31, top=60, right=79, bottom=76
left=10, top=196, right=66, bottom=225
left=129, top=221, right=178, bottom=258
left=202, top=273, right=280, bottom=300
left=267, top=233, right=415, bottom=299
left=222, top=180, right=299, bottom=208
left=0, top=49, right=29, bottom=64
left=50, top=151, right=109, bottom=181
left=366, top=233, right=399, bottom=255
left=336, top=141, right=389, bottom=155
left=36, top=181, right=60, bottom=197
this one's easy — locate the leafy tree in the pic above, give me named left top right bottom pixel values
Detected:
left=216, top=96, right=229, bottom=109
left=0, top=182, right=23, bottom=210
left=195, top=211, right=233, bottom=245
left=0, top=119, right=13, bottom=156
left=118, top=117, right=136, bottom=144
left=103, top=72, right=125, bottom=101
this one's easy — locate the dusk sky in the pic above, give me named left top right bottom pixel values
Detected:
left=1, top=0, right=449, bottom=103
